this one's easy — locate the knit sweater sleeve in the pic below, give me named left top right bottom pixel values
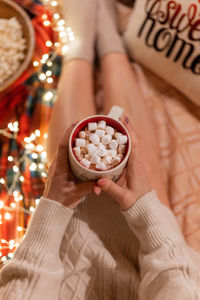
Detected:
left=0, top=197, right=74, bottom=300
left=122, top=190, right=200, bottom=300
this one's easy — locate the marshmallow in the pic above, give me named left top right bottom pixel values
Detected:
left=87, top=143, right=98, bottom=155
left=73, top=146, right=81, bottom=156
left=102, top=134, right=112, bottom=145
left=78, top=131, right=86, bottom=139
left=112, top=155, right=122, bottom=167
left=114, top=132, right=122, bottom=139
left=90, top=155, right=101, bottom=164
left=98, top=120, right=106, bottom=129
left=108, top=149, right=117, bottom=158
left=90, top=134, right=100, bottom=145
left=76, top=138, right=86, bottom=148
left=106, top=126, right=115, bottom=136
left=98, top=143, right=108, bottom=157
left=73, top=147, right=82, bottom=161
left=98, top=147, right=108, bottom=157
left=96, top=162, right=107, bottom=171
left=88, top=122, right=98, bottom=131
left=109, top=139, right=118, bottom=150
left=118, top=144, right=126, bottom=154
left=102, top=155, right=112, bottom=165
left=95, top=129, right=105, bottom=138
left=117, top=135, right=128, bottom=145
left=80, top=158, right=91, bottom=168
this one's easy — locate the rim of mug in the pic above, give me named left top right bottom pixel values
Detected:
left=69, top=114, right=131, bottom=175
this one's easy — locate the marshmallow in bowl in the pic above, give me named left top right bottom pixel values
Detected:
left=88, top=122, right=98, bottom=131
left=90, top=155, right=101, bottom=164
left=87, top=143, right=98, bottom=155
left=96, top=162, right=107, bottom=171
left=95, top=129, right=105, bottom=138
left=90, top=133, right=100, bottom=145
left=117, top=135, right=128, bottom=145
left=109, top=139, right=118, bottom=150
left=106, top=126, right=115, bottom=136
left=98, top=144, right=108, bottom=157
left=73, top=121, right=128, bottom=171
left=78, top=131, right=86, bottom=139
left=80, top=158, right=91, bottom=168
left=98, top=120, right=106, bottom=129
left=102, top=134, right=112, bottom=145
left=76, top=138, right=86, bottom=148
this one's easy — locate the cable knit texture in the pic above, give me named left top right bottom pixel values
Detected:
left=0, top=191, right=200, bottom=299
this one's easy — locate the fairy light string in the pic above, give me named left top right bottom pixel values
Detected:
left=0, top=0, right=75, bottom=263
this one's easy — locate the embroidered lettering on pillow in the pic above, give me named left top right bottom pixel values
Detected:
left=124, top=0, right=200, bottom=105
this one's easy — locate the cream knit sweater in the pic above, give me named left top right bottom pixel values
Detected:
left=0, top=190, right=200, bottom=300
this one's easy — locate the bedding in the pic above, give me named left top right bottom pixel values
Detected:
left=116, top=2, right=200, bottom=252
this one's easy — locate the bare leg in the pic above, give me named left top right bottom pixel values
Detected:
left=47, top=60, right=96, bottom=163
left=101, top=53, right=170, bottom=207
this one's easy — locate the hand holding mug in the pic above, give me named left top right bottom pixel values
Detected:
left=96, top=117, right=152, bottom=211
left=43, top=123, right=95, bottom=210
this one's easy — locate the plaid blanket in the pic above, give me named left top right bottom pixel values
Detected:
left=0, top=0, right=62, bottom=256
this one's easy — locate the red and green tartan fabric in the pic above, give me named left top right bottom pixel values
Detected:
left=0, top=0, right=62, bottom=254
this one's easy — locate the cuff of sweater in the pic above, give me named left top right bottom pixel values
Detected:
left=19, top=197, right=74, bottom=254
left=122, top=190, right=183, bottom=251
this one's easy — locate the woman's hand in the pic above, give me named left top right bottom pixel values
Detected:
left=96, top=117, right=152, bottom=211
left=43, top=123, right=95, bottom=210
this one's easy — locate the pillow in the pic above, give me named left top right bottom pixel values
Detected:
left=123, top=0, right=200, bottom=105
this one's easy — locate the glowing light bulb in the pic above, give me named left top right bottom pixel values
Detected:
left=42, top=14, right=48, bottom=20
left=43, top=20, right=50, bottom=26
left=13, top=166, right=19, bottom=172
left=33, top=61, right=39, bottom=67
left=41, top=172, right=47, bottom=178
left=32, top=153, right=38, bottom=159
left=54, top=42, right=60, bottom=47
left=47, top=77, right=53, bottom=84
left=53, top=13, right=60, bottom=19
left=46, top=70, right=52, bottom=77
left=5, top=212, right=11, bottom=220
left=38, top=164, right=44, bottom=170
left=35, top=199, right=40, bottom=205
left=8, top=253, right=13, bottom=258
left=43, top=91, right=54, bottom=102
left=0, top=178, right=5, bottom=184
left=39, top=73, right=46, bottom=81
left=8, top=156, right=14, bottom=162
left=24, top=137, right=31, bottom=143
left=58, top=19, right=65, bottom=26
left=36, top=145, right=43, bottom=152
left=17, top=226, right=23, bottom=232
left=0, top=201, right=4, bottom=209
left=29, top=163, right=37, bottom=171
left=29, top=206, right=35, bottom=212
left=10, top=202, right=16, bottom=208
left=46, top=40, right=52, bottom=47
left=20, top=176, right=24, bottom=182
left=35, top=130, right=41, bottom=137
left=1, top=256, right=7, bottom=262
left=47, top=61, right=53, bottom=67
left=51, top=1, right=57, bottom=6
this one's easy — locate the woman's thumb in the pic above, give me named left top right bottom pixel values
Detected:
left=97, top=178, right=125, bottom=202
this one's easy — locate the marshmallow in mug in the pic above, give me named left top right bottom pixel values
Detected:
left=73, top=121, right=128, bottom=171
